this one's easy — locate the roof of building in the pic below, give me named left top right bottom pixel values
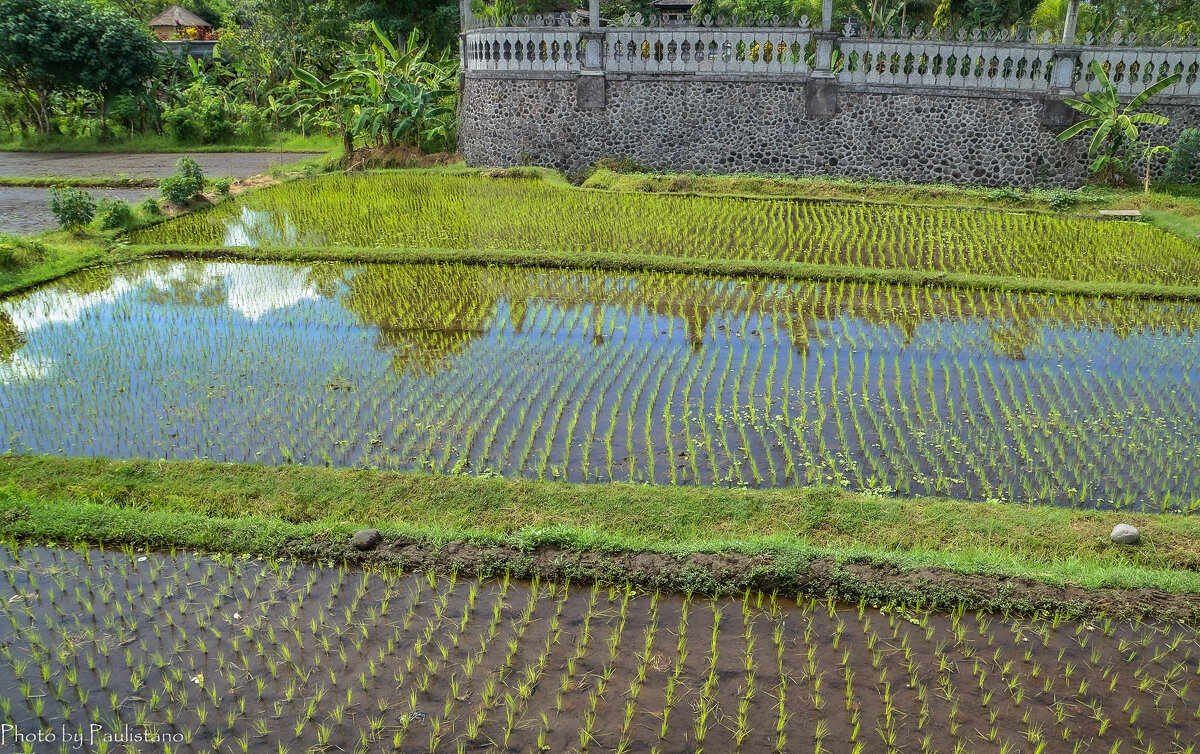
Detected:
left=148, top=5, right=212, bottom=27
left=650, top=0, right=697, bottom=8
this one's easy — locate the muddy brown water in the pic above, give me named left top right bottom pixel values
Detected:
left=0, top=151, right=317, bottom=179
left=0, top=545, right=1195, bottom=753
left=0, top=187, right=158, bottom=234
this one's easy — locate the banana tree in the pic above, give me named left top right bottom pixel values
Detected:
left=284, top=64, right=358, bottom=156
left=1056, top=59, right=1181, bottom=185
left=342, top=24, right=457, bottom=149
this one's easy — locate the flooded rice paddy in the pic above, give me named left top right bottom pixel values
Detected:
left=1, top=259, right=1199, bottom=511
left=0, top=187, right=157, bottom=235
left=0, top=544, right=1196, bottom=753
left=129, top=173, right=1200, bottom=287
left=0, top=151, right=316, bottom=179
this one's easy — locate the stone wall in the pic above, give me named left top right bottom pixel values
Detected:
left=459, top=71, right=1200, bottom=188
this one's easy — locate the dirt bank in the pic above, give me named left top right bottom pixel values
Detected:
left=0, top=151, right=317, bottom=179
left=287, top=534, right=1200, bottom=622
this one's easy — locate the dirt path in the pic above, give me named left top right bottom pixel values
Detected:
left=0, top=151, right=317, bottom=179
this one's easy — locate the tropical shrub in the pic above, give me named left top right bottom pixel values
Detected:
left=163, top=99, right=236, bottom=144
left=1045, top=188, right=1077, bottom=212
left=1163, top=128, right=1200, bottom=185
left=48, top=186, right=96, bottom=231
left=233, top=107, right=269, bottom=143
left=160, top=157, right=206, bottom=205
left=96, top=198, right=135, bottom=231
left=138, top=197, right=162, bottom=218
left=288, top=25, right=457, bottom=155
left=214, top=177, right=233, bottom=195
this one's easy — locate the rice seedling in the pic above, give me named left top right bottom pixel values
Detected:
left=130, top=172, right=1200, bottom=289
left=5, top=260, right=1200, bottom=510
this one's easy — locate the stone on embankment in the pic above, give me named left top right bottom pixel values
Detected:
left=1110, top=524, right=1140, bottom=545
left=351, top=529, right=382, bottom=551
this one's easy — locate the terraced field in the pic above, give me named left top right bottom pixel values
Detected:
left=3, top=260, right=1199, bottom=510
left=128, top=173, right=1200, bottom=287
left=1, top=544, right=1197, bottom=754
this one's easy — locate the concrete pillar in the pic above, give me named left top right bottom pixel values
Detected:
left=815, top=36, right=833, bottom=70
left=1061, top=0, right=1080, bottom=44
left=458, top=0, right=469, bottom=73
left=1043, top=0, right=1081, bottom=128
left=580, top=10, right=605, bottom=111
left=811, top=0, right=839, bottom=120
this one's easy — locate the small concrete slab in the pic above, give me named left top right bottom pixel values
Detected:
left=1097, top=209, right=1143, bottom=218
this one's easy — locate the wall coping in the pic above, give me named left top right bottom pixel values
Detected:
left=462, top=70, right=1200, bottom=106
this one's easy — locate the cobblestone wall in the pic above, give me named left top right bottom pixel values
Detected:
left=459, top=72, right=1200, bottom=187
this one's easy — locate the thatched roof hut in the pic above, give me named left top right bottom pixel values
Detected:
left=148, top=5, right=212, bottom=39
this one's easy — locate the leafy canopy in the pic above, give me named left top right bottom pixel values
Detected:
left=0, top=0, right=159, bottom=98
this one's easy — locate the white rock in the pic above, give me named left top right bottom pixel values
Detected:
left=1110, top=524, right=1140, bottom=544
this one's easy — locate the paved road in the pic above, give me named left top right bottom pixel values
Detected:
left=0, top=188, right=158, bottom=235
left=0, top=152, right=317, bottom=179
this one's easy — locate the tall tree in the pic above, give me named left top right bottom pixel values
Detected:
left=0, top=0, right=160, bottom=133
left=353, top=0, right=462, bottom=54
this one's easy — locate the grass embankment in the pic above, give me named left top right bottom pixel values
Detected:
left=0, top=132, right=340, bottom=153
left=0, top=176, right=159, bottom=188
left=1, top=456, right=1199, bottom=618
left=126, top=242, right=1200, bottom=303
left=0, top=236, right=120, bottom=298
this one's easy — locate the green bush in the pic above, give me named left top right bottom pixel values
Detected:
left=0, top=234, right=48, bottom=270
left=986, top=187, right=1024, bottom=203
left=163, top=100, right=235, bottom=144
left=214, top=177, right=233, bottom=195
left=160, top=157, right=206, bottom=205
left=175, top=156, right=204, bottom=185
left=160, top=176, right=193, bottom=205
left=1163, top=129, right=1200, bottom=185
left=1046, top=189, right=1078, bottom=212
left=95, top=198, right=135, bottom=231
left=593, top=155, right=650, bottom=174
left=105, top=95, right=140, bottom=127
left=233, top=106, right=268, bottom=143
left=569, top=155, right=652, bottom=185
left=481, top=167, right=541, bottom=180
left=48, top=186, right=96, bottom=231
left=138, top=197, right=162, bottom=218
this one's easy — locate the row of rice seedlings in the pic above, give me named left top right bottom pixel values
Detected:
left=4, top=260, right=1200, bottom=510
left=1, top=544, right=1199, bottom=752
left=130, top=172, right=1200, bottom=287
